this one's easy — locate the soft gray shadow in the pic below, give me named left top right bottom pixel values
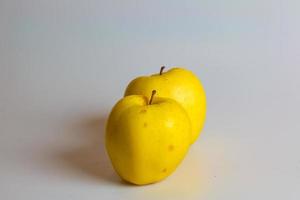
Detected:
left=55, top=114, right=122, bottom=185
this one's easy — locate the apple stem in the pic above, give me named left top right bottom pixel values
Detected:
left=160, top=66, right=165, bottom=75
left=149, top=90, right=156, bottom=105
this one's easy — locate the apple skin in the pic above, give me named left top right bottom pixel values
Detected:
left=105, top=94, right=191, bottom=185
left=124, top=67, right=206, bottom=144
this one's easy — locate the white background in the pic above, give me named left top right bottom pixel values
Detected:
left=1, top=0, right=300, bottom=199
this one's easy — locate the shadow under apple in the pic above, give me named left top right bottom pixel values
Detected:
left=52, top=114, right=121, bottom=185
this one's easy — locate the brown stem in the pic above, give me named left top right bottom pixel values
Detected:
left=149, top=90, right=156, bottom=105
left=160, top=66, right=165, bottom=75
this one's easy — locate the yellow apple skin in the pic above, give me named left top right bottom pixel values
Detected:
left=124, top=67, right=206, bottom=144
left=106, top=95, right=191, bottom=185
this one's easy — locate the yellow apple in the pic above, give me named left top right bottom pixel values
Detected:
left=106, top=91, right=191, bottom=185
left=124, top=67, right=206, bottom=144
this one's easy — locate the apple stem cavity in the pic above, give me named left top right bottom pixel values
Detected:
left=149, top=90, right=156, bottom=105
left=160, top=66, right=165, bottom=75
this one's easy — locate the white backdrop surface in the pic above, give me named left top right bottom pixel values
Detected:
left=1, top=1, right=300, bottom=199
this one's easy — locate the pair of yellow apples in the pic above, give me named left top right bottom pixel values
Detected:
left=106, top=67, right=206, bottom=185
